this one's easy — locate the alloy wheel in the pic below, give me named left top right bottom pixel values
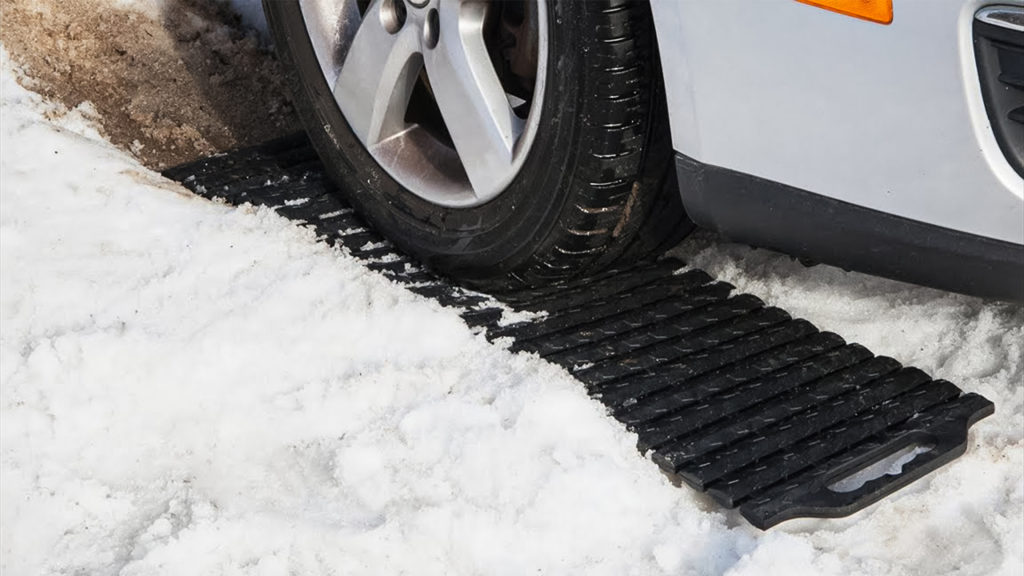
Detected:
left=299, top=0, right=548, bottom=207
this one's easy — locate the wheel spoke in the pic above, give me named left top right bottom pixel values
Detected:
left=333, top=0, right=423, bottom=147
left=424, top=0, right=524, bottom=198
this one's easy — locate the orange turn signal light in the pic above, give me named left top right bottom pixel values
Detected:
left=797, top=0, right=893, bottom=25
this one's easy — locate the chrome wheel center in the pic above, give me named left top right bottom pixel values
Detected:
left=299, top=0, right=548, bottom=207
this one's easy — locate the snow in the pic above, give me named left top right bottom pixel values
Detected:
left=2, top=27, right=1023, bottom=576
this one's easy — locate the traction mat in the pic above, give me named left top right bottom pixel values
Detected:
left=165, top=135, right=994, bottom=529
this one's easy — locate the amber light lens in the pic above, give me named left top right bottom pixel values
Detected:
left=797, top=0, right=893, bottom=24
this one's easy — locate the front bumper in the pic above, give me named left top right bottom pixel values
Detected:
left=650, top=0, right=1024, bottom=246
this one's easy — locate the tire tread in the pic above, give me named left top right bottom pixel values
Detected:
left=508, top=1, right=685, bottom=287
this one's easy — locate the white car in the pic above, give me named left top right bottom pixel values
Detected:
left=263, top=0, right=1024, bottom=300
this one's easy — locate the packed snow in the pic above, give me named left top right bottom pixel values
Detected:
left=1, top=10, right=1023, bottom=576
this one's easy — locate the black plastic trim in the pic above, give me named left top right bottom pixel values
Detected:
left=675, top=153, right=1024, bottom=302
left=974, top=15, right=1024, bottom=178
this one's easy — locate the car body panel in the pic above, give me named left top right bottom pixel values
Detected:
left=650, top=0, right=1024, bottom=245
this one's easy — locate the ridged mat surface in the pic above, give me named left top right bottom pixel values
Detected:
left=165, top=136, right=994, bottom=529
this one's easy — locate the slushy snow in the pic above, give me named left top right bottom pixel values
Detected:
left=2, top=28, right=1023, bottom=576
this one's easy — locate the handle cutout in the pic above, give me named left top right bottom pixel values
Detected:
left=828, top=442, right=935, bottom=493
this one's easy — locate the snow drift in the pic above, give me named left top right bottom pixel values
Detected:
left=1, top=3, right=1022, bottom=574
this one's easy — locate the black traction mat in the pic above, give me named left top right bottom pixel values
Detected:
left=164, top=135, right=994, bottom=529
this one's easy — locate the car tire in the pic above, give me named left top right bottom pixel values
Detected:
left=264, top=0, right=691, bottom=289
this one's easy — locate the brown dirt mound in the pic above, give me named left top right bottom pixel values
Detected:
left=1, top=0, right=301, bottom=169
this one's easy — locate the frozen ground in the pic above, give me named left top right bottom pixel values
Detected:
left=1, top=5, right=1023, bottom=576
left=0, top=0, right=298, bottom=169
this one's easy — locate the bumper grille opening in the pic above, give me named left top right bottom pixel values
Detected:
left=974, top=6, right=1024, bottom=177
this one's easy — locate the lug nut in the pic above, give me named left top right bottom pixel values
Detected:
left=424, top=8, right=439, bottom=48
left=381, top=0, right=407, bottom=34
